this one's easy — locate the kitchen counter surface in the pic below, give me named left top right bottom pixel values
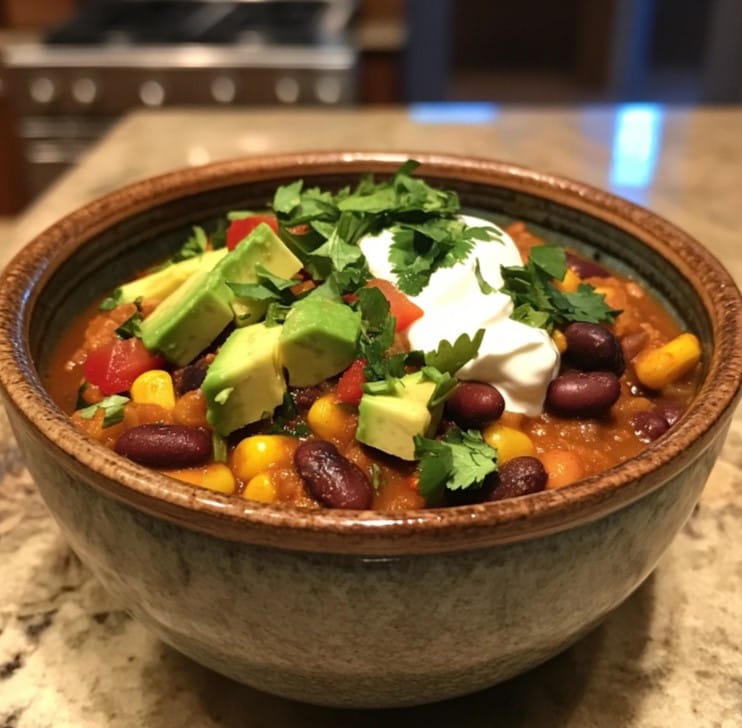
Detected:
left=1, top=106, right=740, bottom=727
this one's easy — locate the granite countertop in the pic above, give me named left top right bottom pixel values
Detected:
left=1, top=106, right=740, bottom=727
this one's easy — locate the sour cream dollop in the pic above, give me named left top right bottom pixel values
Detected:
left=358, top=215, right=560, bottom=416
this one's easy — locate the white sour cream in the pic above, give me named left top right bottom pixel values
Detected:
left=358, top=215, right=560, bottom=416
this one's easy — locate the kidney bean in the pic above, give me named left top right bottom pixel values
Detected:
left=445, top=382, right=505, bottom=429
left=631, top=410, right=670, bottom=442
left=115, top=424, right=212, bottom=468
left=564, top=322, right=625, bottom=375
left=291, top=385, right=325, bottom=410
left=621, top=331, right=649, bottom=362
left=489, top=456, right=548, bottom=501
left=565, top=252, right=610, bottom=279
left=546, top=370, right=621, bottom=418
left=294, top=440, right=373, bottom=509
left=655, top=400, right=684, bottom=426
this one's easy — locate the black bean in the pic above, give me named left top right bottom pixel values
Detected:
left=445, top=382, right=505, bottom=429
left=489, top=457, right=548, bottom=501
left=564, top=322, right=625, bottom=375
left=173, top=356, right=210, bottom=396
left=566, top=252, right=610, bottom=279
left=114, top=424, right=212, bottom=468
left=294, top=440, right=373, bottom=509
left=546, top=370, right=621, bottom=418
left=631, top=410, right=670, bottom=442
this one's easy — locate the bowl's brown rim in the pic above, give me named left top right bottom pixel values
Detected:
left=1, top=151, right=741, bottom=556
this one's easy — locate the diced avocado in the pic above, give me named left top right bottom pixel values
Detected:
left=140, top=224, right=301, bottom=366
left=202, top=322, right=286, bottom=436
left=278, top=297, right=361, bottom=387
left=117, top=249, right=228, bottom=304
left=356, top=371, right=442, bottom=461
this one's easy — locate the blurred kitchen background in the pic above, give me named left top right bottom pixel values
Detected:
left=0, top=0, right=740, bottom=215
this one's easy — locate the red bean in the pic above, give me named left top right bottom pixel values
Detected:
left=445, top=382, right=505, bottom=429
left=631, top=410, right=670, bottom=442
left=114, top=424, right=212, bottom=468
left=546, top=371, right=621, bottom=418
left=294, top=440, right=373, bottom=509
left=655, top=400, right=684, bottom=426
left=489, top=457, right=548, bottom=501
left=564, top=322, right=625, bottom=375
left=566, top=252, right=610, bottom=279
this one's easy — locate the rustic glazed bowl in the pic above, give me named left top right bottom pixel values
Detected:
left=0, top=153, right=740, bottom=709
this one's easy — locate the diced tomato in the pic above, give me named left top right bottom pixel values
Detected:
left=365, top=278, right=424, bottom=332
left=226, top=215, right=279, bottom=251
left=83, top=338, right=165, bottom=396
left=336, top=359, right=367, bottom=406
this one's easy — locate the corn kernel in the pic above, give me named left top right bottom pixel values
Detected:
left=307, top=393, right=355, bottom=444
left=634, top=333, right=701, bottom=390
left=130, top=370, right=175, bottom=409
left=165, top=463, right=236, bottom=495
left=552, top=329, right=568, bottom=354
left=231, top=434, right=296, bottom=483
left=553, top=268, right=580, bottom=293
left=482, top=423, right=535, bottom=463
left=244, top=472, right=278, bottom=503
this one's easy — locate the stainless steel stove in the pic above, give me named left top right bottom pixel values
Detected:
left=2, top=0, right=358, bottom=198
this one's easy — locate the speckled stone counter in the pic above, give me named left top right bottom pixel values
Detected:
left=1, top=107, right=740, bottom=727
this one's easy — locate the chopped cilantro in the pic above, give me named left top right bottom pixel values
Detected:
left=115, top=298, right=144, bottom=339
left=415, top=428, right=498, bottom=505
left=389, top=220, right=496, bottom=296
left=424, top=329, right=485, bottom=376
left=227, top=265, right=298, bottom=305
left=99, top=291, right=121, bottom=311
left=77, top=395, right=130, bottom=428
left=271, top=160, right=497, bottom=296
left=170, top=226, right=208, bottom=263
left=500, top=245, right=621, bottom=331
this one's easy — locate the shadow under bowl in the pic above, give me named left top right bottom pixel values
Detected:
left=0, top=152, right=740, bottom=708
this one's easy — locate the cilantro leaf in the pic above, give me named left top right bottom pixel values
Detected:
left=99, top=291, right=121, bottom=311
left=389, top=220, right=495, bottom=296
left=424, top=329, right=485, bottom=375
left=355, top=286, right=397, bottom=381
left=170, top=226, right=208, bottom=263
left=501, top=245, right=621, bottom=331
left=115, top=298, right=144, bottom=339
left=227, top=265, right=298, bottom=305
left=77, top=395, right=130, bottom=428
left=273, top=180, right=304, bottom=215
left=415, top=428, right=498, bottom=505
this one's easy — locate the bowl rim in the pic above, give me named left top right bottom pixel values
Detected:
left=1, top=150, right=741, bottom=555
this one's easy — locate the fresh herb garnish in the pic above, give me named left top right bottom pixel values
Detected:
left=414, top=427, right=498, bottom=505
left=500, top=245, right=621, bottom=331
left=169, top=226, right=209, bottom=263
left=77, top=395, right=130, bottom=428
left=272, top=161, right=499, bottom=296
left=265, top=392, right=312, bottom=437
left=355, top=287, right=397, bottom=381
left=99, top=291, right=121, bottom=311
left=227, top=265, right=298, bottom=305
left=389, top=220, right=496, bottom=296
left=424, top=329, right=485, bottom=376
left=115, top=298, right=144, bottom=339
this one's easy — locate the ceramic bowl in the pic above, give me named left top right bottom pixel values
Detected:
left=0, top=152, right=740, bottom=709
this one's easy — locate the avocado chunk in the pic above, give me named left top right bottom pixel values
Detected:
left=117, top=249, right=228, bottom=305
left=202, top=322, right=286, bottom=436
left=356, top=371, right=443, bottom=460
left=140, top=224, right=302, bottom=366
left=278, top=297, right=361, bottom=387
